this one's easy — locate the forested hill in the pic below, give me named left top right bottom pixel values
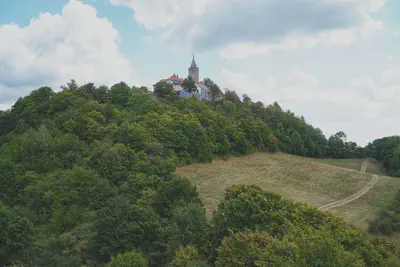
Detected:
left=1, top=80, right=364, bottom=160
left=0, top=81, right=398, bottom=266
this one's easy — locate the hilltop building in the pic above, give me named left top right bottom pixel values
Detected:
left=157, top=54, right=210, bottom=101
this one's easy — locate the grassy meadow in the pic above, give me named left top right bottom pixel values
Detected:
left=297, top=157, right=386, bottom=176
left=176, top=153, right=400, bottom=229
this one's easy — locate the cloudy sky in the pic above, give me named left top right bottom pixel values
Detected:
left=1, top=0, right=399, bottom=145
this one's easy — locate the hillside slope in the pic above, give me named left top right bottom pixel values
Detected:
left=1, top=83, right=398, bottom=265
left=177, top=153, right=400, bottom=228
left=298, top=157, right=386, bottom=175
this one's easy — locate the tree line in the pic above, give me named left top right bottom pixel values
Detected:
left=0, top=80, right=398, bottom=266
left=366, top=136, right=400, bottom=177
left=153, top=78, right=366, bottom=159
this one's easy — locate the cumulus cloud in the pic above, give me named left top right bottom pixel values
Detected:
left=381, top=69, right=400, bottom=85
left=108, top=0, right=386, bottom=59
left=0, top=0, right=134, bottom=106
left=219, top=66, right=400, bottom=145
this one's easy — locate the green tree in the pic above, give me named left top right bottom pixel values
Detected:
left=90, top=197, right=164, bottom=264
left=224, top=90, right=240, bottom=104
left=106, top=249, right=148, bottom=267
left=203, top=78, right=222, bottom=103
left=242, top=94, right=251, bottom=102
left=222, top=101, right=236, bottom=116
left=61, top=79, right=78, bottom=91
left=111, top=81, right=132, bottom=107
left=154, top=82, right=175, bottom=98
left=182, top=76, right=198, bottom=93
left=154, top=176, right=201, bottom=217
left=0, top=202, right=34, bottom=265
left=216, top=231, right=297, bottom=267
left=169, top=246, right=208, bottom=267
left=166, top=203, right=210, bottom=256
left=369, top=190, right=400, bottom=235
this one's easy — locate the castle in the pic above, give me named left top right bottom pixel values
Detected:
left=157, top=54, right=210, bottom=101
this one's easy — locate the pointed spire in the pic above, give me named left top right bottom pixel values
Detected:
left=190, top=53, right=198, bottom=68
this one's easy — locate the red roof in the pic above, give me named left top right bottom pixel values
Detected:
left=166, top=74, right=183, bottom=82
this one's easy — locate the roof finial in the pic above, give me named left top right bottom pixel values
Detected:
left=192, top=52, right=195, bottom=60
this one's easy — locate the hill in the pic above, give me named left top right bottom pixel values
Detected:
left=177, top=152, right=400, bottom=228
left=0, top=82, right=399, bottom=266
left=299, top=157, right=386, bottom=176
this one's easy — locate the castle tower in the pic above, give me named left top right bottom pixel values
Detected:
left=188, top=53, right=199, bottom=83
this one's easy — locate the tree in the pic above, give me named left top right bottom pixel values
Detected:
left=216, top=231, right=297, bottom=267
left=169, top=246, right=208, bottom=267
left=222, top=101, right=236, bottom=116
left=167, top=203, right=210, bottom=255
left=0, top=202, right=34, bottom=265
left=153, top=82, right=175, bottom=98
left=242, top=94, right=251, bottom=102
left=369, top=190, right=400, bottom=235
left=61, top=79, right=78, bottom=91
left=182, top=76, right=198, bottom=93
left=367, top=136, right=400, bottom=176
left=204, top=78, right=222, bottom=103
left=328, top=131, right=347, bottom=158
left=98, top=85, right=111, bottom=103
left=90, top=197, right=164, bottom=263
left=139, top=86, right=149, bottom=92
left=224, top=90, right=240, bottom=104
left=106, top=250, right=148, bottom=267
left=111, top=81, right=132, bottom=107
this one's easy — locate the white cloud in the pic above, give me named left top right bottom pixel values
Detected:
left=365, top=0, right=386, bottom=12
left=394, top=30, right=400, bottom=37
left=0, top=104, right=11, bottom=111
left=0, top=0, right=134, bottom=105
left=381, top=69, right=400, bottom=85
left=386, top=55, right=394, bottom=61
left=220, top=67, right=400, bottom=145
left=108, top=0, right=386, bottom=59
left=285, top=68, right=319, bottom=88
left=218, top=29, right=359, bottom=60
left=220, top=68, right=276, bottom=100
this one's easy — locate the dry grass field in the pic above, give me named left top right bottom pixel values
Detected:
left=297, top=157, right=386, bottom=176
left=329, top=175, right=399, bottom=228
left=176, top=153, right=400, bottom=229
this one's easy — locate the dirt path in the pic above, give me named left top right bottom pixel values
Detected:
left=319, top=159, right=380, bottom=211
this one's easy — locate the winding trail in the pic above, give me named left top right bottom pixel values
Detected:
left=319, top=159, right=380, bottom=211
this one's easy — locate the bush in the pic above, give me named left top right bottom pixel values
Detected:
left=106, top=249, right=148, bottom=267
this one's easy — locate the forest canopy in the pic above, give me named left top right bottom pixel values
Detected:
left=0, top=80, right=398, bottom=266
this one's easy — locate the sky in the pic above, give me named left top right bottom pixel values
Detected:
left=0, top=0, right=399, bottom=145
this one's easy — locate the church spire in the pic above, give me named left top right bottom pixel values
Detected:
left=188, top=53, right=200, bottom=83
left=191, top=53, right=198, bottom=68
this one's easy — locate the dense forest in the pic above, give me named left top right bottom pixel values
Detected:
left=0, top=80, right=398, bottom=266
left=367, top=136, right=400, bottom=177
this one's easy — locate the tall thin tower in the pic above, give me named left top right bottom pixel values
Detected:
left=188, top=53, right=199, bottom=83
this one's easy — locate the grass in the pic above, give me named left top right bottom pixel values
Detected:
left=176, top=153, right=399, bottom=222
left=329, top=175, right=399, bottom=228
left=297, top=157, right=387, bottom=176
left=176, top=152, right=400, bottom=252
